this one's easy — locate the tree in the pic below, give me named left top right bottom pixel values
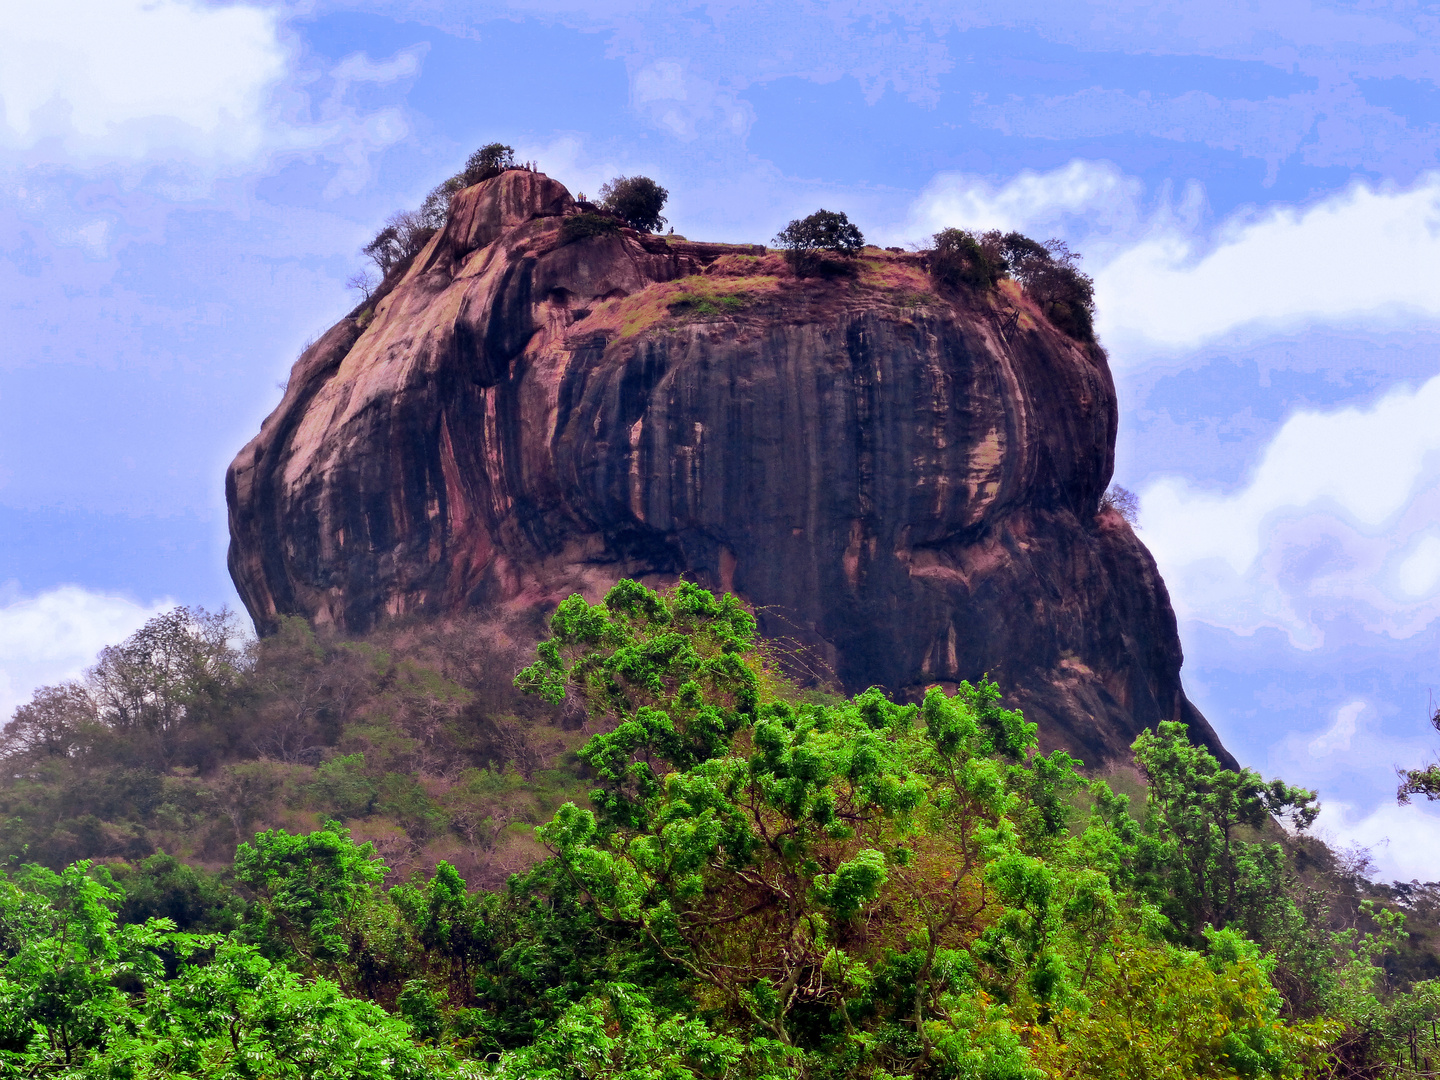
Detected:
left=415, top=143, right=519, bottom=234
left=773, top=209, right=865, bottom=276
left=362, top=209, right=435, bottom=278
left=460, top=142, right=515, bottom=186
left=347, top=269, right=379, bottom=302
left=1131, top=721, right=1319, bottom=943
left=599, top=175, right=669, bottom=232
left=1398, top=706, right=1440, bottom=803
left=1, top=681, right=96, bottom=765
left=1001, top=233, right=1097, bottom=341
left=233, top=821, right=388, bottom=979
left=930, top=228, right=1007, bottom=290
left=85, top=606, right=246, bottom=769
left=1099, top=484, right=1139, bottom=524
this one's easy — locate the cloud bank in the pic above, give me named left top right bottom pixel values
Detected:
left=906, top=161, right=1440, bottom=354
left=1141, top=374, right=1440, bottom=645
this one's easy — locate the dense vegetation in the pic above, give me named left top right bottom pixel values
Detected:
left=0, top=605, right=587, bottom=885
left=929, top=227, right=1097, bottom=342
left=3, top=582, right=1439, bottom=1076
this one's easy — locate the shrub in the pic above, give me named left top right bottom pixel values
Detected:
left=930, top=227, right=1007, bottom=290
left=599, top=175, right=669, bottom=233
left=1099, top=484, right=1139, bottom=524
left=560, top=212, right=623, bottom=243
left=363, top=210, right=435, bottom=277
left=667, top=292, right=747, bottom=317
left=773, top=208, right=865, bottom=276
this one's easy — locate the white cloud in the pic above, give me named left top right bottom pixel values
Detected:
left=330, top=47, right=426, bottom=86
left=907, top=159, right=1147, bottom=240
left=628, top=60, right=752, bottom=141
left=902, top=163, right=1440, bottom=357
left=0, top=586, right=172, bottom=722
left=1314, top=800, right=1440, bottom=882
left=1309, top=700, right=1366, bottom=756
left=1096, top=175, right=1440, bottom=352
left=0, top=0, right=417, bottom=192
left=0, top=0, right=287, bottom=163
left=1141, top=374, right=1440, bottom=645
left=1397, top=534, right=1440, bottom=597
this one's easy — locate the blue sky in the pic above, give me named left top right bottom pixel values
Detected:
left=6, top=0, right=1440, bottom=877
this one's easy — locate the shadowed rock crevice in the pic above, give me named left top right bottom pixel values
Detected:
left=227, top=168, right=1232, bottom=769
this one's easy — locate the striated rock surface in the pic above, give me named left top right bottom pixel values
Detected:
left=227, top=169, right=1231, bottom=769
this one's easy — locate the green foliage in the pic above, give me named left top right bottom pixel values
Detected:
left=930, top=228, right=1007, bottom=290
left=1398, top=705, right=1440, bottom=804
left=234, top=822, right=388, bottom=968
left=1003, top=235, right=1096, bottom=341
left=773, top=209, right=865, bottom=276
left=924, top=228, right=1098, bottom=341
left=460, top=143, right=516, bottom=186
left=367, top=143, right=518, bottom=280
left=0, top=607, right=585, bottom=885
left=667, top=291, right=748, bottom=316
left=1, top=580, right=1436, bottom=1077
left=109, top=852, right=242, bottom=933
left=486, top=983, right=782, bottom=1080
left=363, top=210, right=437, bottom=278
left=418, top=143, right=518, bottom=231
left=599, top=175, right=670, bottom=232
left=516, top=580, right=758, bottom=829
left=1131, top=721, right=1318, bottom=943
left=562, top=211, right=625, bottom=242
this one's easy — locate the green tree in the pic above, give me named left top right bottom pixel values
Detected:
left=233, top=821, right=388, bottom=979
left=773, top=209, right=865, bottom=276
left=930, top=228, right=1007, bottom=290
left=0, top=862, right=184, bottom=1068
left=1130, top=721, right=1318, bottom=944
left=1397, top=705, right=1440, bottom=803
left=599, top=175, right=670, bottom=232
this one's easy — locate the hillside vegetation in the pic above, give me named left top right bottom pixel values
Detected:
left=0, top=605, right=588, bottom=886
left=2, top=582, right=1439, bottom=1078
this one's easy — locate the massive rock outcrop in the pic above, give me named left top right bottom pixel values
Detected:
left=227, top=169, right=1231, bottom=769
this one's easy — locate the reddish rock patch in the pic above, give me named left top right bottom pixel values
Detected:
left=227, top=169, right=1231, bottom=769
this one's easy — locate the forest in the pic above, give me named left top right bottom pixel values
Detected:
left=2, top=580, right=1439, bottom=1077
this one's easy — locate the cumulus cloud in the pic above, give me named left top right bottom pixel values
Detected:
left=1140, top=374, right=1440, bottom=645
left=1096, top=175, right=1440, bottom=352
left=903, top=159, right=1152, bottom=248
left=903, top=161, right=1440, bottom=356
left=0, top=586, right=172, bottom=722
left=0, top=0, right=415, bottom=189
left=628, top=60, right=752, bottom=141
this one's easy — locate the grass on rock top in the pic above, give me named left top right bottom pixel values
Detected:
left=575, top=248, right=961, bottom=341
left=583, top=272, right=782, bottom=338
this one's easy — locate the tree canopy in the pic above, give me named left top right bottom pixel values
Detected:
left=774, top=209, right=866, bottom=275
left=599, top=175, right=669, bottom=232
left=0, top=580, right=1435, bottom=1077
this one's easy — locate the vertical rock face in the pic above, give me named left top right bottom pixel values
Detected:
left=227, top=169, right=1231, bottom=769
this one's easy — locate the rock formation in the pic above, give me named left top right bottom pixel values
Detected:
left=227, top=169, right=1231, bottom=769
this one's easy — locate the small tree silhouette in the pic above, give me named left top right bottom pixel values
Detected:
left=774, top=209, right=865, bottom=276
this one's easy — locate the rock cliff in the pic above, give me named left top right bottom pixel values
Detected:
left=226, top=169, right=1231, bottom=769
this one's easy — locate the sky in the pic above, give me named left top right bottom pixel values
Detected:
left=4, top=0, right=1440, bottom=878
